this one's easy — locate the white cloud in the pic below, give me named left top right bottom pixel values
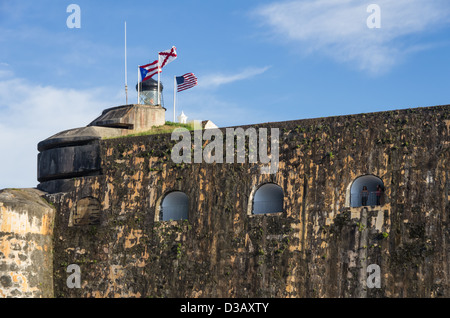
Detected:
left=0, top=75, right=122, bottom=189
left=198, top=66, right=271, bottom=89
left=165, top=66, right=272, bottom=126
left=0, top=63, right=270, bottom=189
left=0, top=63, right=13, bottom=79
left=253, top=0, right=450, bottom=74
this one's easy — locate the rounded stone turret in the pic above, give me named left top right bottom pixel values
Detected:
left=37, top=103, right=166, bottom=193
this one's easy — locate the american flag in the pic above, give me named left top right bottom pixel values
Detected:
left=176, top=73, right=198, bottom=92
left=139, top=60, right=160, bottom=81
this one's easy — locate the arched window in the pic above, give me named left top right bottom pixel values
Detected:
left=350, top=175, right=385, bottom=207
left=160, top=191, right=189, bottom=221
left=251, top=183, right=284, bottom=214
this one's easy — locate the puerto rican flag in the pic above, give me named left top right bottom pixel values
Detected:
left=139, top=60, right=160, bottom=81
left=139, top=47, right=177, bottom=82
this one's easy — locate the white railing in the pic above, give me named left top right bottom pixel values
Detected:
left=351, top=192, right=382, bottom=207
left=161, top=204, right=188, bottom=221
left=252, top=200, right=283, bottom=214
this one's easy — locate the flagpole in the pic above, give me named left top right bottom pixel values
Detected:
left=173, top=76, right=176, bottom=122
left=157, top=55, right=161, bottom=106
left=124, top=21, right=128, bottom=105
left=137, top=66, right=140, bottom=104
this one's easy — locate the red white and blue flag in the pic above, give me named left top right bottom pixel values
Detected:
left=139, top=60, right=160, bottom=81
left=158, top=46, right=177, bottom=69
left=139, top=46, right=177, bottom=82
left=176, top=73, right=198, bottom=92
left=139, top=46, right=177, bottom=86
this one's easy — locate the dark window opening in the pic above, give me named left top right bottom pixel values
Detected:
left=160, top=191, right=189, bottom=221
left=252, top=183, right=284, bottom=214
left=350, top=175, right=385, bottom=207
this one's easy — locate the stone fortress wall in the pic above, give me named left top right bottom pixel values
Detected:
left=1, top=104, right=449, bottom=297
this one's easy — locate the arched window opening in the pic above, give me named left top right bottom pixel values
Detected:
left=252, top=183, right=284, bottom=214
left=160, top=191, right=189, bottom=221
left=350, top=175, right=385, bottom=207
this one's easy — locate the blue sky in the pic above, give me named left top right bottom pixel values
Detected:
left=1, top=0, right=450, bottom=189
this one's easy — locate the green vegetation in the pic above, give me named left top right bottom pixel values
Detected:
left=356, top=222, right=366, bottom=232
left=176, top=243, right=182, bottom=259
left=103, top=121, right=194, bottom=139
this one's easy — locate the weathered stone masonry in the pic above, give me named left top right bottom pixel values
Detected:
left=40, top=104, right=449, bottom=298
left=1, top=104, right=449, bottom=298
left=0, top=189, right=55, bottom=298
